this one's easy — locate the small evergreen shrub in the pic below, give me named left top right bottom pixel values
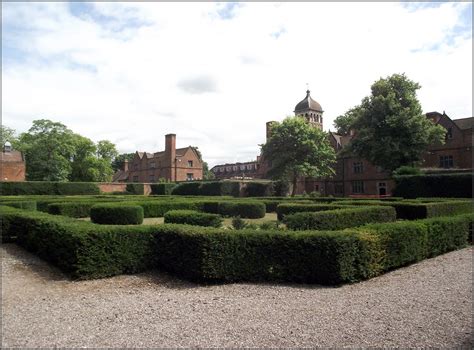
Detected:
left=90, top=204, right=144, bottom=225
left=164, top=210, right=223, bottom=227
left=284, top=206, right=397, bottom=230
left=231, top=216, right=247, bottom=230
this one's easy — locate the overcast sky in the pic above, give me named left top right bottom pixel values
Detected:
left=2, top=2, right=472, bottom=167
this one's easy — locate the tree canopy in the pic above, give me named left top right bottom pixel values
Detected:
left=261, top=116, right=336, bottom=196
left=16, top=119, right=118, bottom=182
left=334, top=73, right=445, bottom=172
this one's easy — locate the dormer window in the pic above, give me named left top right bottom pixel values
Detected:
left=188, top=160, right=193, bottom=167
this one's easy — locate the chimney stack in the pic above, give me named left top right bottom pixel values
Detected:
left=123, top=159, right=129, bottom=172
left=165, top=134, right=177, bottom=180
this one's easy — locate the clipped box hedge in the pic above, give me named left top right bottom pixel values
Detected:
left=1, top=206, right=471, bottom=284
left=0, top=181, right=100, bottom=196
left=164, top=210, right=223, bottom=228
left=393, top=173, right=473, bottom=198
left=1, top=200, right=37, bottom=211
left=150, top=183, right=177, bottom=195
left=48, top=202, right=95, bottom=218
left=276, top=203, right=347, bottom=221
left=284, top=206, right=397, bottom=231
left=90, top=204, right=144, bottom=225
left=200, top=201, right=266, bottom=219
left=126, top=183, right=145, bottom=195
left=171, top=181, right=242, bottom=197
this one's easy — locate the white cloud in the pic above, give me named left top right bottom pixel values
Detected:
left=2, top=2, right=472, bottom=167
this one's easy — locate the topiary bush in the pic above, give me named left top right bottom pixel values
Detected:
left=284, top=206, right=397, bottom=231
left=164, top=210, right=223, bottom=227
left=90, top=204, right=144, bottom=225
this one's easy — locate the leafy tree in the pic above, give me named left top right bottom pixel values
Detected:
left=202, top=161, right=215, bottom=180
left=112, top=153, right=135, bottom=172
left=18, top=119, right=77, bottom=181
left=97, top=140, right=118, bottom=161
left=336, top=73, right=445, bottom=172
left=261, top=116, right=336, bottom=196
left=333, top=107, right=360, bottom=135
left=0, top=125, right=19, bottom=147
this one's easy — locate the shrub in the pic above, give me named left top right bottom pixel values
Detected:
left=171, top=182, right=202, bottom=195
left=231, top=216, right=247, bottom=230
left=1, top=200, right=37, bottom=211
left=273, top=180, right=290, bottom=197
left=90, top=204, right=144, bottom=225
left=284, top=206, right=397, bottom=230
left=150, top=183, right=176, bottom=195
left=0, top=181, right=100, bottom=195
left=137, top=200, right=201, bottom=217
left=393, top=173, right=473, bottom=198
left=244, top=182, right=274, bottom=197
left=153, top=225, right=366, bottom=285
left=423, top=215, right=471, bottom=257
left=126, top=183, right=145, bottom=195
left=392, top=166, right=421, bottom=176
left=164, top=210, right=223, bottom=228
left=48, top=202, right=94, bottom=218
left=276, top=203, right=346, bottom=221
left=216, top=201, right=266, bottom=219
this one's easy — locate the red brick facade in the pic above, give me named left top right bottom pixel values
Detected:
left=113, top=134, right=203, bottom=183
left=0, top=147, right=26, bottom=182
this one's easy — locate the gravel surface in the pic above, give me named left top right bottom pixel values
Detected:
left=1, top=243, right=472, bottom=348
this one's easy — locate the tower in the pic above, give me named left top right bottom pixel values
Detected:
left=294, top=90, right=323, bottom=129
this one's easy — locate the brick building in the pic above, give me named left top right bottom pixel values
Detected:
left=213, top=90, right=473, bottom=196
left=113, top=134, right=203, bottom=183
left=0, top=142, right=26, bottom=182
left=210, top=161, right=259, bottom=180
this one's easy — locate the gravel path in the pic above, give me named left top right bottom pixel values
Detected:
left=1, top=243, right=472, bottom=348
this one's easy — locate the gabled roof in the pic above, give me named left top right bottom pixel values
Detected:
left=112, top=169, right=129, bottom=182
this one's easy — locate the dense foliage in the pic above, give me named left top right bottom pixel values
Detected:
left=164, top=210, right=223, bottom=227
left=393, top=173, right=473, bottom=198
left=334, top=74, right=446, bottom=172
left=261, top=116, right=336, bottom=196
left=90, top=204, right=144, bottom=225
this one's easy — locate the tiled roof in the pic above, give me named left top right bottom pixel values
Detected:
left=453, top=117, right=473, bottom=130
left=112, top=170, right=129, bottom=182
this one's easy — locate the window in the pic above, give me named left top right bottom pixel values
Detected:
left=439, top=155, right=454, bottom=168
left=352, top=181, right=364, bottom=194
left=233, top=166, right=237, bottom=171
left=149, top=174, right=155, bottom=182
left=134, top=163, right=139, bottom=170
left=188, top=160, right=193, bottom=167
left=150, top=162, right=156, bottom=169
left=133, top=176, right=139, bottom=182
left=335, top=183, right=344, bottom=194
left=353, top=161, right=364, bottom=174
left=186, top=173, right=194, bottom=181
left=446, top=127, right=453, bottom=140
left=240, top=165, right=245, bottom=171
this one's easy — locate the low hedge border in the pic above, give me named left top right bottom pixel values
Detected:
left=200, top=201, right=266, bottom=219
left=0, top=181, right=100, bottom=195
left=0, top=206, right=471, bottom=284
left=1, top=200, right=37, bottom=211
left=150, top=183, right=177, bottom=195
left=276, top=203, right=348, bottom=221
left=48, top=202, right=94, bottom=218
left=164, top=210, right=223, bottom=228
left=284, top=206, right=397, bottom=231
left=90, top=204, right=144, bottom=225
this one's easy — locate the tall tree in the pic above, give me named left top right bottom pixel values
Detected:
left=18, top=119, right=77, bottom=181
left=111, top=153, right=135, bottom=172
left=97, top=140, right=118, bottom=161
left=0, top=125, right=19, bottom=147
left=202, top=162, right=215, bottom=180
left=336, top=73, right=445, bottom=172
left=261, top=116, right=336, bottom=196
